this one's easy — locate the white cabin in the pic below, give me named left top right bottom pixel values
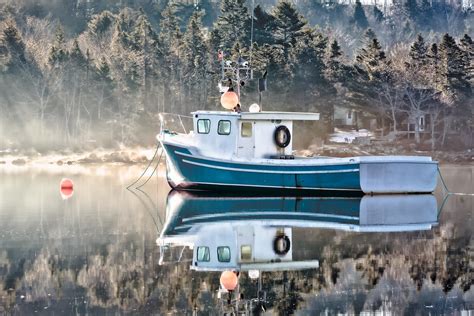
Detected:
left=192, top=111, right=320, bottom=160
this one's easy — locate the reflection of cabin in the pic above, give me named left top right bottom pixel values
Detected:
left=192, top=225, right=296, bottom=271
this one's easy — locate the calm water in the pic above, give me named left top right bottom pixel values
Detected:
left=0, top=164, right=473, bottom=315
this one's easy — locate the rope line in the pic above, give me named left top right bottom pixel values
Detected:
left=437, top=166, right=474, bottom=197
left=126, top=143, right=160, bottom=189
left=136, top=150, right=163, bottom=189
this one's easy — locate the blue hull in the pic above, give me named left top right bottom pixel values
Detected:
left=162, top=143, right=362, bottom=192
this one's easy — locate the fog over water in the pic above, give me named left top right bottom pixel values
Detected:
left=0, top=164, right=472, bottom=314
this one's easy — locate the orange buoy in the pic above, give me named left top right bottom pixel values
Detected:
left=60, top=178, right=74, bottom=200
left=220, top=270, right=238, bottom=291
left=220, top=91, right=239, bottom=110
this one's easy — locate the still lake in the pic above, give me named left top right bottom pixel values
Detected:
left=0, top=163, right=472, bottom=315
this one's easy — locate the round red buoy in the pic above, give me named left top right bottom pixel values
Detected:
left=60, top=178, right=74, bottom=200
left=220, top=270, right=238, bottom=291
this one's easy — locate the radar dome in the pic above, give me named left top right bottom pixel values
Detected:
left=249, top=103, right=261, bottom=113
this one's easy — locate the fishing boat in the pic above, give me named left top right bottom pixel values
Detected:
left=157, top=110, right=438, bottom=193
left=157, top=55, right=438, bottom=194
left=157, top=192, right=438, bottom=272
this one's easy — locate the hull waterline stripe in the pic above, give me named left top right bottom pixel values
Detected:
left=181, top=159, right=360, bottom=175
left=179, top=181, right=361, bottom=191
left=181, top=211, right=359, bottom=223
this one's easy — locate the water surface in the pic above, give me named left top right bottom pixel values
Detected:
left=0, top=164, right=472, bottom=315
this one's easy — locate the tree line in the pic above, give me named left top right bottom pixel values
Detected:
left=0, top=0, right=472, bottom=150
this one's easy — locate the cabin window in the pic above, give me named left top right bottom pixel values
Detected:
left=217, top=247, right=231, bottom=262
left=218, top=120, right=231, bottom=135
left=241, top=122, right=252, bottom=138
left=197, top=119, right=211, bottom=134
left=197, top=246, right=210, bottom=262
left=240, top=245, right=252, bottom=260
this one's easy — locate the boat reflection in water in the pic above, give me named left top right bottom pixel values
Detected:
left=157, top=192, right=439, bottom=312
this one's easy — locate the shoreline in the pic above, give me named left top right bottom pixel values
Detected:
left=0, top=144, right=472, bottom=167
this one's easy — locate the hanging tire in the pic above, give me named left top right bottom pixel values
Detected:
left=273, top=234, right=291, bottom=256
left=274, top=125, right=291, bottom=148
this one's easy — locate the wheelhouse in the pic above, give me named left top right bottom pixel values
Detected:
left=192, top=111, right=320, bottom=160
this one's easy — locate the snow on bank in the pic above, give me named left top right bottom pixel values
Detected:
left=330, top=128, right=373, bottom=144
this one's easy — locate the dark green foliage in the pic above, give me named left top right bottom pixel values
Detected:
left=0, top=1, right=472, bottom=149
left=325, top=39, right=347, bottom=83
left=439, top=33, right=470, bottom=96
left=253, top=5, right=276, bottom=45
left=272, top=0, right=307, bottom=52
left=356, top=29, right=386, bottom=81
left=49, top=25, right=68, bottom=67
left=0, top=20, right=27, bottom=71
left=213, top=0, right=250, bottom=50
left=182, top=11, right=209, bottom=109
left=409, top=34, right=428, bottom=67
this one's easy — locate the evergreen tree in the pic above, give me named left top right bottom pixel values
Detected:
left=0, top=20, right=26, bottom=70
left=428, top=43, right=442, bottom=89
left=159, top=4, right=182, bottom=62
left=351, top=30, right=389, bottom=115
left=272, top=1, right=307, bottom=55
left=49, top=25, right=68, bottom=67
left=356, top=29, right=386, bottom=81
left=159, top=3, right=183, bottom=112
left=182, top=11, right=208, bottom=106
left=353, top=0, right=369, bottom=29
left=459, top=34, right=473, bottom=84
left=439, top=33, right=470, bottom=97
left=253, top=5, right=276, bottom=45
left=325, top=39, right=346, bottom=83
left=213, top=0, right=249, bottom=50
left=70, top=39, right=86, bottom=67
left=409, top=34, right=428, bottom=67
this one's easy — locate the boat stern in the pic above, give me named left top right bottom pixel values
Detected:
left=359, top=156, right=438, bottom=194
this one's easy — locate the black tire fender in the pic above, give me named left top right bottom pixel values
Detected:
left=273, top=234, right=291, bottom=256
left=274, top=125, right=291, bottom=148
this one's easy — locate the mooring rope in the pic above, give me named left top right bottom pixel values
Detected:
left=437, top=166, right=474, bottom=197
left=126, top=143, right=161, bottom=189
left=136, top=150, right=163, bottom=189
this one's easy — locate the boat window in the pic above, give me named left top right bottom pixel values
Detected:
left=240, top=245, right=252, bottom=260
left=241, top=122, right=252, bottom=137
left=197, top=119, right=211, bottom=134
left=218, top=120, right=231, bottom=135
left=197, top=246, right=210, bottom=262
left=217, top=247, right=231, bottom=262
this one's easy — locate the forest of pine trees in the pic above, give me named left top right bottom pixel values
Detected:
left=0, top=0, right=472, bottom=150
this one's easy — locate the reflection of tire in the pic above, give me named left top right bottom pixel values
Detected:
left=274, top=126, right=291, bottom=148
left=273, top=235, right=291, bottom=256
